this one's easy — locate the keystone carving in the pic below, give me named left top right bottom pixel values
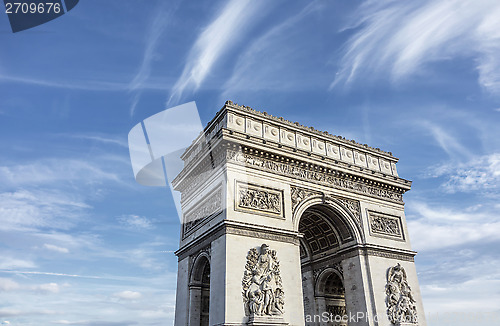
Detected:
left=242, top=244, right=285, bottom=317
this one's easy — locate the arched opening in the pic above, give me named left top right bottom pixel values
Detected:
left=317, top=271, right=346, bottom=325
left=299, top=204, right=355, bottom=325
left=189, top=255, right=210, bottom=326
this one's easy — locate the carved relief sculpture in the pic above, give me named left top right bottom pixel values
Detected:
left=242, top=244, right=285, bottom=317
left=369, top=211, right=403, bottom=240
left=290, top=186, right=319, bottom=212
left=386, top=263, right=418, bottom=325
left=236, top=182, right=283, bottom=217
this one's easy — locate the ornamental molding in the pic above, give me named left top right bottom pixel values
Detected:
left=235, top=182, right=284, bottom=218
left=290, top=185, right=362, bottom=235
left=242, top=244, right=285, bottom=317
left=183, top=186, right=223, bottom=237
left=225, top=100, right=395, bottom=158
left=188, top=244, right=211, bottom=282
left=365, top=248, right=415, bottom=262
left=227, top=149, right=404, bottom=203
left=368, top=210, right=405, bottom=241
left=290, top=186, right=321, bottom=213
left=386, top=263, right=418, bottom=325
left=325, top=195, right=362, bottom=230
left=176, top=220, right=301, bottom=260
left=175, top=148, right=227, bottom=195
left=226, top=224, right=300, bottom=245
left=313, top=261, right=344, bottom=281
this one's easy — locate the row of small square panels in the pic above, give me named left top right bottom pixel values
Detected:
left=227, top=113, right=398, bottom=176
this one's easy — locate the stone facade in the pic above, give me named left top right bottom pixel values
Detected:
left=172, top=101, right=426, bottom=326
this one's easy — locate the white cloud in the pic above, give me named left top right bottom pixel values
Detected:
left=0, top=270, right=103, bottom=279
left=0, top=278, right=61, bottom=294
left=35, top=283, right=60, bottom=294
left=418, top=251, right=500, bottom=319
left=0, top=189, right=89, bottom=231
left=0, top=74, right=170, bottom=92
left=0, top=310, right=21, bottom=317
left=128, top=5, right=172, bottom=116
left=0, top=257, right=36, bottom=270
left=429, top=153, right=500, bottom=193
left=113, top=290, right=142, bottom=300
left=222, top=2, right=322, bottom=96
left=118, top=215, right=153, bottom=230
left=0, top=278, right=20, bottom=292
left=407, top=201, right=500, bottom=251
left=419, top=121, right=472, bottom=160
left=333, top=0, right=500, bottom=95
left=43, top=244, right=70, bottom=254
left=128, top=6, right=170, bottom=93
left=0, top=158, right=120, bottom=187
left=65, top=134, right=128, bottom=148
left=168, top=0, right=265, bottom=104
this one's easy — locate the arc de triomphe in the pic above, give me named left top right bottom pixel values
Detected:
left=168, top=101, right=426, bottom=326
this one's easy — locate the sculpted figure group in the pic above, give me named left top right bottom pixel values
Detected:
left=386, top=263, right=418, bottom=324
left=242, top=244, right=285, bottom=317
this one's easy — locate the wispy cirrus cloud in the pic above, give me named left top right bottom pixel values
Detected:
left=128, top=4, right=175, bottom=117
left=332, top=0, right=500, bottom=95
left=419, top=121, right=473, bottom=160
left=222, top=2, right=323, bottom=96
left=43, top=243, right=70, bottom=254
left=64, top=133, right=128, bottom=148
left=0, top=258, right=36, bottom=270
left=0, top=277, right=64, bottom=294
left=0, top=190, right=90, bottom=231
left=0, top=75, right=130, bottom=91
left=168, top=0, right=266, bottom=105
left=0, top=158, right=121, bottom=187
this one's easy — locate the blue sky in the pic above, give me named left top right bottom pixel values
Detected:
left=1, top=0, right=500, bottom=325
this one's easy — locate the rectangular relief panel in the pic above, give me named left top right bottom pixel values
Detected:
left=183, top=185, right=223, bottom=238
left=367, top=210, right=405, bottom=241
left=235, top=181, right=284, bottom=218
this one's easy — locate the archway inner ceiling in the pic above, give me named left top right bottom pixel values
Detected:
left=299, top=205, right=354, bottom=258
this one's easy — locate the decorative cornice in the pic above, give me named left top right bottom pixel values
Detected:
left=315, top=244, right=416, bottom=263
left=223, top=100, right=395, bottom=158
left=176, top=220, right=301, bottom=260
left=229, top=148, right=406, bottom=203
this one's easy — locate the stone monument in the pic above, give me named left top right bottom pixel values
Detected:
left=171, top=101, right=426, bottom=326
